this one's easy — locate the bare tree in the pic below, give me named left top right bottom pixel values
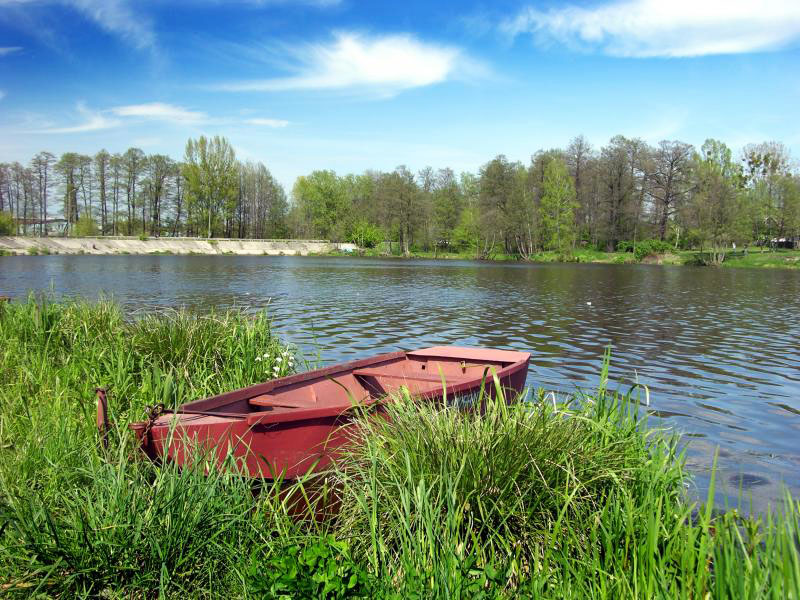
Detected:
left=649, top=141, right=694, bottom=240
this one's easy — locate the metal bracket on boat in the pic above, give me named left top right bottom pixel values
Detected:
left=141, top=403, right=165, bottom=448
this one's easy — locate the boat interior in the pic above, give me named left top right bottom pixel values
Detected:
left=178, top=347, right=527, bottom=419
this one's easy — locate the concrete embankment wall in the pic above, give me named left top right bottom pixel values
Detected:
left=0, top=236, right=358, bottom=256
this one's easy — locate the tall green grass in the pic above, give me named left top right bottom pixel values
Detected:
left=0, top=297, right=798, bottom=598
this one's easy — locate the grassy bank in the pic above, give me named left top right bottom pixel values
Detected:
left=0, top=298, right=798, bottom=598
left=316, top=247, right=800, bottom=269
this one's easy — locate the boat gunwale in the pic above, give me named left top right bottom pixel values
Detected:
left=139, top=347, right=531, bottom=429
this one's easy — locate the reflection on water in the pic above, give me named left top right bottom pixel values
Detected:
left=2, top=255, right=799, bottom=511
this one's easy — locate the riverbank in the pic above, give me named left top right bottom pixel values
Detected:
left=0, top=236, right=357, bottom=256
left=315, top=246, right=800, bottom=269
left=2, top=236, right=798, bottom=269
left=0, top=297, right=798, bottom=597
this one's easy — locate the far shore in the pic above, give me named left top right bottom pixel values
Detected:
left=0, top=236, right=356, bottom=257
left=1, top=236, right=799, bottom=269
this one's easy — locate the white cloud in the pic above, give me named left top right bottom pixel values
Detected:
left=503, top=0, right=800, bottom=57
left=111, top=102, right=207, bottom=123
left=218, top=32, right=472, bottom=96
left=0, top=46, right=22, bottom=56
left=245, top=117, right=289, bottom=127
left=33, top=102, right=121, bottom=134
left=0, top=0, right=156, bottom=51
left=69, top=0, right=155, bottom=51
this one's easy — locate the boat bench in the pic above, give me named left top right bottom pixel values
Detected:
left=352, top=368, right=470, bottom=384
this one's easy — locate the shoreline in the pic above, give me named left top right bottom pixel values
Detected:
left=0, top=235, right=357, bottom=256
left=2, top=236, right=798, bottom=269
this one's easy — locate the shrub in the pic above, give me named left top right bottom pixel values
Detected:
left=0, top=211, right=15, bottom=235
left=74, top=215, right=99, bottom=237
left=631, top=239, right=673, bottom=261
left=617, top=240, right=634, bottom=253
left=348, top=221, right=384, bottom=249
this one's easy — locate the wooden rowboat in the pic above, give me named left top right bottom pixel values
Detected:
left=101, top=346, right=530, bottom=479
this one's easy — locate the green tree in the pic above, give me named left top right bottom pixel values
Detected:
left=539, top=158, right=578, bottom=254
left=55, top=153, right=81, bottom=232
left=291, top=170, right=350, bottom=240
left=183, top=136, right=237, bottom=238
left=687, top=139, right=744, bottom=263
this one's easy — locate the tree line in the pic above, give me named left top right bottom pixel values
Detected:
left=2, top=135, right=798, bottom=257
left=0, top=136, right=288, bottom=240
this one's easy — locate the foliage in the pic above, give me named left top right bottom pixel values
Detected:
left=247, top=536, right=376, bottom=599
left=633, top=239, right=673, bottom=261
left=347, top=220, right=383, bottom=248
left=292, top=170, right=352, bottom=241
left=74, top=214, right=99, bottom=237
left=5, top=133, right=800, bottom=262
left=539, top=157, right=578, bottom=253
left=182, top=135, right=238, bottom=238
left=0, top=211, right=14, bottom=235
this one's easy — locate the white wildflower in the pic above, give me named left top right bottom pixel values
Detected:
left=255, top=356, right=261, bottom=362
left=262, top=352, right=269, bottom=359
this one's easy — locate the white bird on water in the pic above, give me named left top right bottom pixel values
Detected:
left=586, top=301, right=592, bottom=306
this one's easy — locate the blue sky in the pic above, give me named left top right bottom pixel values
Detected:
left=1, top=0, right=799, bottom=189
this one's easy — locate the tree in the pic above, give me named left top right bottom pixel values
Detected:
left=566, top=136, right=597, bottom=245
left=122, top=148, right=145, bottom=235
left=539, top=158, right=578, bottom=254
left=291, top=170, right=350, bottom=240
left=143, top=154, right=173, bottom=236
left=687, top=139, right=744, bottom=263
left=94, top=150, right=111, bottom=234
left=376, top=166, right=419, bottom=256
left=31, top=151, right=55, bottom=236
left=597, top=136, right=644, bottom=250
left=431, top=168, right=463, bottom=251
left=55, top=153, right=81, bottom=232
left=741, top=141, right=791, bottom=244
left=649, top=141, right=694, bottom=240
left=183, top=136, right=237, bottom=238
left=479, top=155, right=520, bottom=257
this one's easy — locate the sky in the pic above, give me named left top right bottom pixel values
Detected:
left=1, top=0, right=799, bottom=189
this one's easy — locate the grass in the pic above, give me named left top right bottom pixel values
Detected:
left=721, top=249, right=800, bottom=269
left=0, top=298, right=798, bottom=598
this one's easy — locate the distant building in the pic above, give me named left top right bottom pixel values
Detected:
left=13, top=218, right=69, bottom=236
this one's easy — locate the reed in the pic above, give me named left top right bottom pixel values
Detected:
left=0, top=297, right=798, bottom=598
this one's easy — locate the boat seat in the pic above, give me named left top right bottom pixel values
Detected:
left=248, top=394, right=310, bottom=408
left=352, top=368, right=470, bottom=384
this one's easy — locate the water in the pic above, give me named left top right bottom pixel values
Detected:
left=2, top=255, right=799, bottom=511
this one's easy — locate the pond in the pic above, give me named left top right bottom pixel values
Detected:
left=2, top=255, right=799, bottom=511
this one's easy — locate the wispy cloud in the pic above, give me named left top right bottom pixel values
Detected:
left=245, top=117, right=290, bottom=127
left=217, top=32, right=478, bottom=97
left=110, top=102, right=207, bottom=123
left=0, top=90, right=5, bottom=100
left=0, top=46, right=22, bottom=56
left=26, top=101, right=288, bottom=134
left=69, top=0, right=156, bottom=51
left=33, top=102, right=121, bottom=134
left=503, top=0, right=800, bottom=57
left=0, top=0, right=156, bottom=52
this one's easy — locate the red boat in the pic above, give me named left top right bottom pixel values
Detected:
left=101, top=346, right=530, bottom=479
